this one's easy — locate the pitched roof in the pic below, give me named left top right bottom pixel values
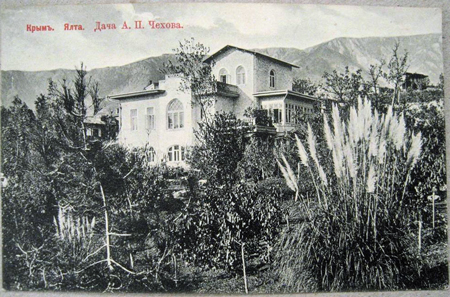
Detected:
left=84, top=116, right=105, bottom=125
left=405, top=72, right=428, bottom=79
left=108, top=89, right=165, bottom=100
left=253, top=90, right=317, bottom=102
left=204, top=45, right=299, bottom=68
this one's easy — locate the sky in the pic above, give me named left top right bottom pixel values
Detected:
left=0, top=3, right=442, bottom=71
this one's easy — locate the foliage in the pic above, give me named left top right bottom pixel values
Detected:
left=2, top=41, right=447, bottom=293
left=1, top=65, right=181, bottom=292
left=243, top=106, right=275, bottom=127
left=237, top=137, right=277, bottom=182
left=176, top=181, right=282, bottom=273
left=292, top=78, right=319, bottom=96
left=276, top=98, right=425, bottom=291
left=384, top=42, right=409, bottom=106
left=163, top=38, right=217, bottom=122
left=403, top=97, right=446, bottom=218
left=101, top=114, right=119, bottom=140
left=188, top=112, right=249, bottom=186
left=179, top=110, right=285, bottom=293
left=322, top=66, right=366, bottom=108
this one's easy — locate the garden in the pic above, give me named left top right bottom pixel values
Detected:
left=1, top=41, right=447, bottom=293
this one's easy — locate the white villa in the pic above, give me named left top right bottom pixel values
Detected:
left=109, top=45, right=317, bottom=165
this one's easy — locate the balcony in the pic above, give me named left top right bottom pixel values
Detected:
left=216, top=81, right=239, bottom=98
left=245, top=109, right=277, bottom=136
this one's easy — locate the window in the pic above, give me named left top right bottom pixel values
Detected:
left=147, top=147, right=156, bottom=163
left=93, top=128, right=101, bottom=137
left=294, top=105, right=300, bottom=123
left=286, top=104, right=293, bottom=123
left=262, top=103, right=283, bottom=124
left=236, top=66, right=246, bottom=85
left=270, top=70, right=275, bottom=88
left=273, top=108, right=282, bottom=123
left=130, top=109, right=138, bottom=131
left=285, top=103, right=306, bottom=124
left=200, top=107, right=205, bottom=120
left=146, top=107, right=155, bottom=130
left=219, top=68, right=229, bottom=83
left=168, top=145, right=185, bottom=162
left=167, top=99, right=184, bottom=129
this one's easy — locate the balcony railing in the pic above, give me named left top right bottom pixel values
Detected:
left=216, top=81, right=239, bottom=97
left=244, top=109, right=277, bottom=135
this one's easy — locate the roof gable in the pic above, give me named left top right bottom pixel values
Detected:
left=204, top=45, right=299, bottom=69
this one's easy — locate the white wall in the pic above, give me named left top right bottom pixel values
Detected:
left=212, top=48, right=256, bottom=119
left=118, top=76, right=194, bottom=165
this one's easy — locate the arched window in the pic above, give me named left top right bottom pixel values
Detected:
left=168, top=145, right=185, bottom=162
left=167, top=99, right=184, bottom=129
left=269, top=70, right=275, bottom=88
left=219, top=68, right=229, bottom=83
left=236, top=66, right=246, bottom=85
left=147, top=147, right=156, bottom=163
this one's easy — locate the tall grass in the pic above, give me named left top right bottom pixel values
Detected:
left=276, top=98, right=423, bottom=291
left=54, top=206, right=98, bottom=267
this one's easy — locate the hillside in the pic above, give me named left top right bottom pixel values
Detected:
left=256, top=34, right=443, bottom=84
left=1, top=34, right=443, bottom=109
left=1, top=54, right=174, bottom=108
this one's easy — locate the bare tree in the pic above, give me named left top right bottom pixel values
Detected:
left=366, top=60, right=386, bottom=110
left=384, top=42, right=409, bottom=106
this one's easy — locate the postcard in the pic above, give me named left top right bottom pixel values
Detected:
left=1, top=1, right=448, bottom=296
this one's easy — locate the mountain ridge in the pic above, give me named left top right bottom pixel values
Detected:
left=1, top=33, right=443, bottom=109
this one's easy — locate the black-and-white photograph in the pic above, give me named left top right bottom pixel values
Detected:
left=1, top=1, right=448, bottom=295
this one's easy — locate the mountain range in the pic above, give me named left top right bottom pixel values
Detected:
left=1, top=34, right=443, bottom=109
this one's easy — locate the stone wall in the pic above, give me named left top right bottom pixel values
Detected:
left=254, top=56, right=293, bottom=92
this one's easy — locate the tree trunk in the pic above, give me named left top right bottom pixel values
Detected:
left=99, top=183, right=113, bottom=271
left=241, top=242, right=248, bottom=294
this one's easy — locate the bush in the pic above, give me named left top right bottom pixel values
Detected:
left=188, top=112, right=248, bottom=187
left=276, top=98, right=424, bottom=291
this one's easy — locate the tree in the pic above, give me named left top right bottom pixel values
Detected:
left=176, top=176, right=282, bottom=293
left=365, top=60, right=388, bottom=111
left=384, top=42, right=409, bottom=106
left=322, top=67, right=365, bottom=113
left=163, top=38, right=217, bottom=125
left=292, top=77, right=319, bottom=96
left=188, top=112, right=248, bottom=187
left=1, top=97, right=57, bottom=289
left=1, top=97, right=37, bottom=178
left=90, top=81, right=103, bottom=115
left=438, top=73, right=444, bottom=92
left=2, top=64, right=146, bottom=291
left=237, top=136, right=278, bottom=182
left=178, top=111, right=283, bottom=293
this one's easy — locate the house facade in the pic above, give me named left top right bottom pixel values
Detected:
left=109, top=45, right=317, bottom=165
